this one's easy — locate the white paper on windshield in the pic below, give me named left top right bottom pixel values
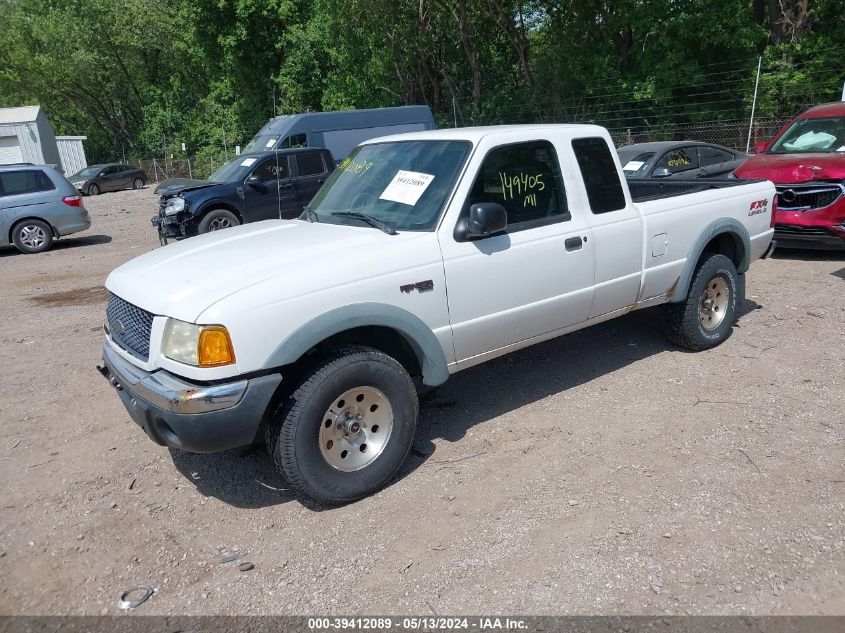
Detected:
left=379, top=170, right=435, bottom=206
left=240, top=158, right=257, bottom=167
left=265, top=138, right=276, bottom=148
left=623, top=160, right=645, bottom=171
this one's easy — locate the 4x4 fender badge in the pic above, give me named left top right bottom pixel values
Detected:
left=400, top=280, right=434, bottom=294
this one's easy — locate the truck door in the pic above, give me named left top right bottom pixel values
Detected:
left=440, top=139, right=595, bottom=366
left=570, top=137, right=644, bottom=317
left=243, top=156, right=297, bottom=222
left=290, top=151, right=328, bottom=219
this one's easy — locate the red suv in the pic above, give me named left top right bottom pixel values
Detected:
left=734, top=102, right=845, bottom=249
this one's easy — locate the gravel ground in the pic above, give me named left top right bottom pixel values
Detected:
left=0, top=187, right=843, bottom=616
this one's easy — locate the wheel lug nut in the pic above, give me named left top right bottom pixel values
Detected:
left=356, top=414, right=363, bottom=420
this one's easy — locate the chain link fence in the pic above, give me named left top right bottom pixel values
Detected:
left=606, top=118, right=791, bottom=152
left=134, top=154, right=231, bottom=183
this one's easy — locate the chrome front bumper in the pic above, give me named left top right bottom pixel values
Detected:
left=100, top=342, right=247, bottom=414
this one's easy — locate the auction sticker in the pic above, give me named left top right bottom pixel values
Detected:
left=240, top=158, right=257, bottom=166
left=623, top=160, right=645, bottom=171
left=379, top=170, right=435, bottom=206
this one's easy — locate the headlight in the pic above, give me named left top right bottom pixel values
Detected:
left=162, top=318, right=235, bottom=367
left=164, top=197, right=186, bottom=215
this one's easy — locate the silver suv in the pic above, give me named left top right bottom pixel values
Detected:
left=0, top=163, right=91, bottom=254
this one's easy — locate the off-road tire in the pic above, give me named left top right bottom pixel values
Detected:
left=197, top=209, right=240, bottom=234
left=12, top=219, right=54, bottom=254
left=663, top=252, right=738, bottom=351
left=268, top=345, right=418, bottom=504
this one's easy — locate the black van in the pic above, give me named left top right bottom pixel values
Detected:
left=153, top=148, right=334, bottom=243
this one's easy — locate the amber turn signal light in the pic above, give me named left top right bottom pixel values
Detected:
left=197, top=326, right=236, bottom=367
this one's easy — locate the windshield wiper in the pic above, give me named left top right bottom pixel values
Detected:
left=301, top=206, right=320, bottom=223
left=332, top=211, right=397, bottom=235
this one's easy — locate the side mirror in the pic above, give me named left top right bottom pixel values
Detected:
left=753, top=141, right=768, bottom=154
left=246, top=174, right=267, bottom=191
left=466, top=203, right=507, bottom=239
left=98, top=172, right=106, bottom=177
left=652, top=167, right=671, bottom=178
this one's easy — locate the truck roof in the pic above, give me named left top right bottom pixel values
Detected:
left=360, top=123, right=609, bottom=145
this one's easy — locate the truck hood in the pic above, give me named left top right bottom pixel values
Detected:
left=734, top=152, right=845, bottom=183
left=157, top=180, right=222, bottom=197
left=105, top=220, right=434, bottom=323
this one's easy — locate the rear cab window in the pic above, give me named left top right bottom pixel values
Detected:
left=0, top=169, right=56, bottom=196
left=571, top=137, right=626, bottom=213
left=461, top=140, right=570, bottom=233
left=296, top=152, right=326, bottom=177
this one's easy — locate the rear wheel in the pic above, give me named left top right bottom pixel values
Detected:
left=197, top=208, right=239, bottom=234
left=12, top=219, right=54, bottom=254
left=132, top=177, right=145, bottom=189
left=663, top=253, right=738, bottom=350
left=268, top=345, right=418, bottom=504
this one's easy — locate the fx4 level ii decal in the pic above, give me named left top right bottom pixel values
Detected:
left=400, top=280, right=434, bottom=294
left=748, top=198, right=769, bottom=216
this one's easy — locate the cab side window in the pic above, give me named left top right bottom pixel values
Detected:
left=462, top=140, right=569, bottom=232
left=571, top=137, right=626, bottom=213
left=253, top=157, right=289, bottom=181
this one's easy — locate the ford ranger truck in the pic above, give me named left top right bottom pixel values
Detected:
left=735, top=101, right=845, bottom=249
left=99, top=125, right=776, bottom=504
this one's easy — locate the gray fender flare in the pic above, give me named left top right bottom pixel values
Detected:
left=670, top=218, right=751, bottom=303
left=264, top=303, right=450, bottom=386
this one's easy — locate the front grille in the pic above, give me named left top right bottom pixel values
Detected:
left=775, top=224, right=838, bottom=237
left=106, top=293, right=154, bottom=361
left=776, top=184, right=843, bottom=211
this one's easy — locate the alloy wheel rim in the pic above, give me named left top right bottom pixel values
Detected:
left=699, top=276, right=729, bottom=331
left=20, top=225, right=47, bottom=249
left=319, top=386, right=394, bottom=472
left=209, top=217, right=231, bottom=230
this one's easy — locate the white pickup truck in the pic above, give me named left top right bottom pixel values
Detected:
left=99, top=125, right=776, bottom=503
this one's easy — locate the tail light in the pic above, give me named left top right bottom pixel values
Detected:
left=770, top=194, right=778, bottom=228
left=62, top=195, right=83, bottom=207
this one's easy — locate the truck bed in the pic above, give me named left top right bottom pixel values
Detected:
left=628, top=178, right=761, bottom=203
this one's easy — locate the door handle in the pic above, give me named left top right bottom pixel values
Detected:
left=565, top=236, right=583, bottom=251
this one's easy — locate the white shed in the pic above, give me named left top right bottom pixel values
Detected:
left=0, top=105, right=63, bottom=169
left=56, top=136, right=89, bottom=176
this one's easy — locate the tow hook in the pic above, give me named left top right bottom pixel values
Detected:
left=96, top=364, right=123, bottom=391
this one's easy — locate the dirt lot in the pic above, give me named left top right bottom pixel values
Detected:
left=0, top=187, right=843, bottom=616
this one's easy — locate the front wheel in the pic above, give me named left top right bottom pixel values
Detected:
left=197, top=208, right=240, bottom=234
left=87, top=183, right=99, bottom=196
left=663, top=253, right=738, bottom=350
left=269, top=345, right=418, bottom=504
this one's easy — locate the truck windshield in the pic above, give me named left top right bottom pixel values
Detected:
left=208, top=156, right=259, bottom=182
left=307, top=140, right=471, bottom=231
left=769, top=116, right=845, bottom=154
left=242, top=134, right=279, bottom=154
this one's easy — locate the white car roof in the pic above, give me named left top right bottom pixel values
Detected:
left=360, top=124, right=609, bottom=146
